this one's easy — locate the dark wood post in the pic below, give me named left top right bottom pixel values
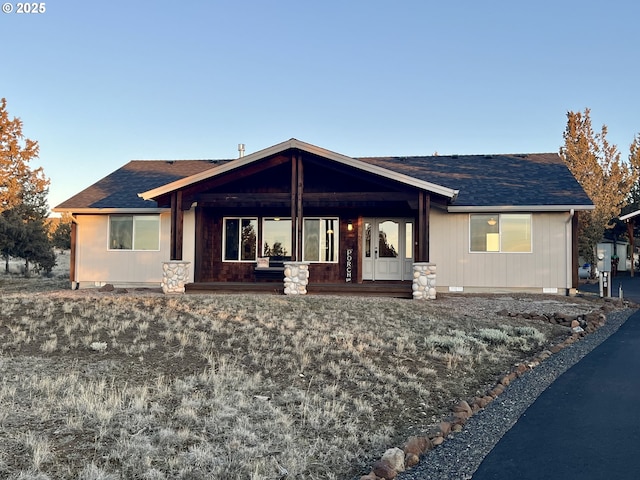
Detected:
left=290, top=154, right=298, bottom=260
left=193, top=206, right=203, bottom=282
left=170, top=191, right=183, bottom=260
left=417, top=191, right=430, bottom=262
left=296, top=155, right=304, bottom=261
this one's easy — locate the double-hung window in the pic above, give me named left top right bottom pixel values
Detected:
left=303, top=218, right=338, bottom=262
left=109, top=215, right=160, bottom=250
left=470, top=214, right=531, bottom=253
left=223, top=218, right=257, bottom=261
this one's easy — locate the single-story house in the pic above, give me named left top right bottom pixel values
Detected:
left=53, top=138, right=593, bottom=296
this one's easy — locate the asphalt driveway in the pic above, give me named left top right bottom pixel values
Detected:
left=473, top=279, right=640, bottom=479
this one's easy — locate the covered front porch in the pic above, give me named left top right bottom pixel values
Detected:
left=142, top=140, right=456, bottom=297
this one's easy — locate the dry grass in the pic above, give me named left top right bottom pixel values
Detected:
left=0, top=268, right=608, bottom=479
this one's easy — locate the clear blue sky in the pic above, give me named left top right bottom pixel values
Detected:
left=2, top=0, right=639, bottom=211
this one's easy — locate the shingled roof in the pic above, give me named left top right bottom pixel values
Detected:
left=357, top=153, right=593, bottom=209
left=54, top=147, right=593, bottom=212
left=55, top=160, right=222, bottom=211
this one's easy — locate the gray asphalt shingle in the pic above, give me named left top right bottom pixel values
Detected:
left=55, top=152, right=592, bottom=210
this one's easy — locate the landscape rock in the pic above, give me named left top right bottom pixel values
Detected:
left=489, top=385, right=504, bottom=398
left=380, top=447, right=405, bottom=473
left=453, top=410, right=469, bottom=422
left=452, top=400, right=473, bottom=416
left=98, top=283, right=114, bottom=292
left=405, top=452, right=420, bottom=468
left=360, top=472, right=379, bottom=480
left=550, top=344, right=564, bottom=353
left=438, top=421, right=452, bottom=437
left=431, top=435, right=444, bottom=446
left=403, top=436, right=432, bottom=455
left=372, top=460, right=397, bottom=479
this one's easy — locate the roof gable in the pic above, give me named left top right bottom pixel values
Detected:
left=139, top=138, right=459, bottom=201
left=54, top=140, right=593, bottom=213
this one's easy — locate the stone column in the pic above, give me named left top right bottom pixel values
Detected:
left=283, top=262, right=310, bottom=295
left=161, top=261, right=190, bottom=294
left=412, top=263, right=436, bottom=300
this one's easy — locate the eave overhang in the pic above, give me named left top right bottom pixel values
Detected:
left=447, top=204, right=595, bottom=213
left=138, top=138, right=460, bottom=201
left=52, top=207, right=169, bottom=215
left=619, top=210, right=640, bottom=221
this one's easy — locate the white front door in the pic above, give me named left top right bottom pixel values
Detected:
left=363, top=218, right=414, bottom=280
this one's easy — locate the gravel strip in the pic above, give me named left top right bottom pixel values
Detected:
left=397, top=308, right=636, bottom=480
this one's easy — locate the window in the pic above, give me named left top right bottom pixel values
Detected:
left=262, top=218, right=291, bottom=258
left=109, top=215, right=160, bottom=250
left=470, top=214, right=531, bottom=253
left=303, top=218, right=338, bottom=262
left=405, top=222, right=413, bottom=259
left=223, top=218, right=257, bottom=261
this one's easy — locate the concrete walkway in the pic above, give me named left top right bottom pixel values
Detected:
left=473, top=276, right=640, bottom=479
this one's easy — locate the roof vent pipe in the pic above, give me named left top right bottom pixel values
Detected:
left=238, top=143, right=245, bottom=158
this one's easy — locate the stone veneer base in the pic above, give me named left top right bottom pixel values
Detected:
left=283, top=262, right=310, bottom=295
left=161, top=261, right=190, bottom=294
left=412, top=263, right=436, bottom=300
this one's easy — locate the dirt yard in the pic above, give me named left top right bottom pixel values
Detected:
left=0, top=255, right=623, bottom=479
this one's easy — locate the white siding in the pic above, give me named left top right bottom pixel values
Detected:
left=430, top=209, right=572, bottom=292
left=75, top=213, right=172, bottom=287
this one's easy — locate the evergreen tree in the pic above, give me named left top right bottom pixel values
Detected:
left=51, top=213, right=72, bottom=251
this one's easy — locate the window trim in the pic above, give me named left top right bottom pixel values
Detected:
left=108, top=215, right=161, bottom=251
left=469, top=213, right=532, bottom=253
left=222, top=217, right=258, bottom=262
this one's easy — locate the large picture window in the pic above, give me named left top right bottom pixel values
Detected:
left=109, top=215, right=160, bottom=251
left=303, top=218, right=338, bottom=262
left=223, top=218, right=257, bottom=261
left=262, top=218, right=292, bottom=258
left=470, top=214, right=531, bottom=253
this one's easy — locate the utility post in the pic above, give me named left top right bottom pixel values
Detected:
left=597, top=243, right=612, bottom=298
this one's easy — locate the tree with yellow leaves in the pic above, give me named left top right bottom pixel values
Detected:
left=0, top=98, right=54, bottom=273
left=560, top=108, right=640, bottom=265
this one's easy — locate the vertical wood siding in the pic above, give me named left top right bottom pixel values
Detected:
left=75, top=213, right=172, bottom=286
left=430, top=210, right=571, bottom=291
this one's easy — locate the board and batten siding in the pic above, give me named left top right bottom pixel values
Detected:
left=74, top=211, right=196, bottom=288
left=430, top=209, right=572, bottom=292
